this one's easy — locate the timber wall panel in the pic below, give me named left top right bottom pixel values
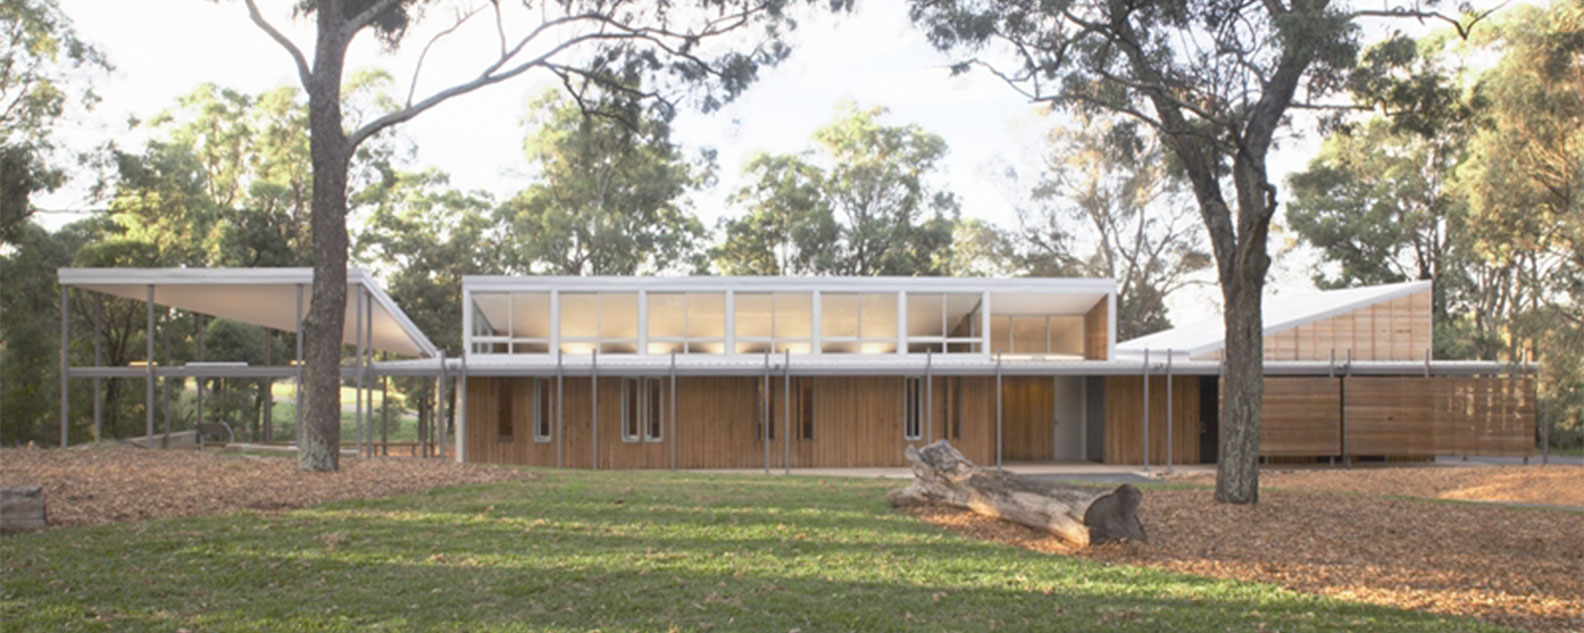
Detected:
left=1000, top=377, right=1054, bottom=461
left=1256, top=377, right=1341, bottom=456
left=1103, top=376, right=1200, bottom=465
left=1344, top=376, right=1438, bottom=455
left=675, top=377, right=761, bottom=469
left=1084, top=300, right=1109, bottom=360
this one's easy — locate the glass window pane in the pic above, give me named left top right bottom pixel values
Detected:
left=1011, top=316, right=1047, bottom=354
left=989, top=316, right=1011, bottom=354
left=1048, top=316, right=1084, bottom=356
left=945, top=294, right=980, bottom=337
left=472, top=293, right=509, bottom=336
left=906, top=293, right=944, bottom=337
left=600, top=293, right=638, bottom=339
left=688, top=293, right=725, bottom=339
left=559, top=293, right=597, bottom=338
left=688, top=340, right=726, bottom=354
left=774, top=293, right=811, bottom=339
left=821, top=294, right=858, bottom=338
left=647, top=341, right=683, bottom=355
left=775, top=341, right=812, bottom=355
left=647, top=293, right=686, bottom=338
left=861, top=293, right=897, bottom=339
left=511, top=293, right=551, bottom=339
left=736, top=293, right=773, bottom=339
left=735, top=341, right=773, bottom=354
left=821, top=340, right=860, bottom=354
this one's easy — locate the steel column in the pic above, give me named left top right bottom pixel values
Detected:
left=59, top=286, right=69, bottom=448
left=762, top=351, right=770, bottom=475
left=590, top=349, right=599, bottom=470
left=995, top=352, right=1003, bottom=470
left=193, top=314, right=204, bottom=448
left=145, top=284, right=155, bottom=446
left=670, top=351, right=678, bottom=471
left=354, top=288, right=364, bottom=457
left=1142, top=348, right=1150, bottom=470
left=294, top=284, right=304, bottom=447
left=556, top=350, right=564, bottom=468
left=381, top=375, right=389, bottom=456
left=783, top=349, right=790, bottom=474
left=1166, top=350, right=1174, bottom=473
left=925, top=350, right=933, bottom=442
left=92, top=298, right=102, bottom=443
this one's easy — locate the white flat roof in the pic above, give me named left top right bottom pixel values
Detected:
left=58, top=267, right=438, bottom=358
left=463, top=275, right=1116, bottom=294
left=1117, top=280, right=1432, bottom=357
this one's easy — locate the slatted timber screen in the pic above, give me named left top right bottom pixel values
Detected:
left=1255, top=377, right=1342, bottom=456
left=1433, top=376, right=1536, bottom=456
left=1342, top=376, right=1438, bottom=455
left=1195, top=289, right=1433, bottom=361
left=1103, top=376, right=1201, bottom=465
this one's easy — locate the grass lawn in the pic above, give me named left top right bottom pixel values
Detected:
left=0, top=470, right=1511, bottom=632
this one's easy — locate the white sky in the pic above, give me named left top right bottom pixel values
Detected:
left=42, top=0, right=1511, bottom=325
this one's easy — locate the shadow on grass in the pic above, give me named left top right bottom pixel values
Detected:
left=0, top=471, right=1508, bottom=632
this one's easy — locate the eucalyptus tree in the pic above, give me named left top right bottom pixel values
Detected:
left=0, top=0, right=109, bottom=243
left=235, top=0, right=843, bottom=470
left=907, top=0, right=1497, bottom=503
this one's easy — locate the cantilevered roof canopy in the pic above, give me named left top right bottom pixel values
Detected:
left=58, top=268, right=437, bottom=358
left=1117, top=280, right=1432, bottom=358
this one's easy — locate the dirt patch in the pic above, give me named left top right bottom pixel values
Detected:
left=904, top=488, right=1584, bottom=632
left=0, top=445, right=532, bottom=527
left=1174, top=464, right=1584, bottom=507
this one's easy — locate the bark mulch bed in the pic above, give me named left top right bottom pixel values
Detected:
left=0, top=445, right=533, bottom=527
left=904, top=487, right=1584, bottom=633
left=1174, top=464, right=1584, bottom=508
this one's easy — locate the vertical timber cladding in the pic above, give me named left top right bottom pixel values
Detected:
left=999, top=377, right=1055, bottom=461
left=464, top=377, right=561, bottom=466
left=1252, top=377, right=1342, bottom=457
left=1343, top=376, right=1439, bottom=455
left=1102, top=376, right=1201, bottom=465
left=1083, top=299, right=1109, bottom=360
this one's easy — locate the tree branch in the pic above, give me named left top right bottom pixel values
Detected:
left=243, top=0, right=312, bottom=91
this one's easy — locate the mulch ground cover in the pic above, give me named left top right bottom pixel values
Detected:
left=1175, top=464, right=1584, bottom=507
left=905, top=483, right=1584, bottom=633
left=0, top=445, right=532, bottom=527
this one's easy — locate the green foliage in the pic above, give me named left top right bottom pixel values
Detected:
left=496, top=91, right=707, bottom=276
left=716, top=103, right=959, bottom=276
left=0, top=470, right=1510, bottom=632
left=0, top=0, right=109, bottom=243
left=1006, top=113, right=1210, bottom=339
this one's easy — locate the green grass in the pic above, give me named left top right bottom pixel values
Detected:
left=0, top=470, right=1512, bottom=632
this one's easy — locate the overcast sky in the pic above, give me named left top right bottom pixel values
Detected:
left=43, top=0, right=1506, bottom=324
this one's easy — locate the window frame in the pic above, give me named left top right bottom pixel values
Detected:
left=532, top=378, right=553, bottom=443
left=903, top=376, right=923, bottom=441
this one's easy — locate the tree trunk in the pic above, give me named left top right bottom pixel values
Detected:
left=888, top=441, right=1146, bottom=547
left=298, top=6, right=351, bottom=472
left=1215, top=154, right=1274, bottom=505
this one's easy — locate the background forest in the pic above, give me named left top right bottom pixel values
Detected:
left=1, top=0, right=1578, bottom=451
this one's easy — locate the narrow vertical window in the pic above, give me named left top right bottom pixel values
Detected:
left=645, top=379, right=663, bottom=442
left=950, top=378, right=963, bottom=440
left=756, top=380, right=776, bottom=441
left=497, top=381, right=514, bottom=442
left=904, top=377, right=923, bottom=440
left=621, top=378, right=641, bottom=442
left=533, top=378, right=552, bottom=443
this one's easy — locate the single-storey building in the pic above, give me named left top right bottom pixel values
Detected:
left=54, top=269, right=1537, bottom=467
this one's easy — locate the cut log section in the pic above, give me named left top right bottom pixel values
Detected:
left=1, top=485, right=48, bottom=534
left=888, top=441, right=1145, bottom=547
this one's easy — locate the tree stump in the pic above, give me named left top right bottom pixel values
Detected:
left=1, top=485, right=48, bottom=534
left=889, top=441, right=1146, bottom=547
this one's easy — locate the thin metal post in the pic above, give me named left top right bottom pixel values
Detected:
left=1142, top=348, right=1150, bottom=470
left=263, top=325, right=273, bottom=442
left=194, top=313, right=204, bottom=447
left=1166, top=349, right=1174, bottom=473
left=365, top=289, right=375, bottom=455
left=783, top=349, right=790, bottom=474
left=925, top=350, right=933, bottom=442
left=556, top=350, right=564, bottom=468
left=92, top=298, right=102, bottom=443
left=995, top=352, right=1003, bottom=470
left=162, top=310, right=172, bottom=446
left=762, top=350, right=770, bottom=475
left=590, top=349, right=598, bottom=470
left=59, top=286, right=69, bottom=448
left=145, top=284, right=155, bottom=446
left=294, top=284, right=304, bottom=447
left=1539, top=359, right=1548, bottom=465
left=354, top=289, right=364, bottom=457
left=669, top=351, right=677, bottom=471
left=381, top=375, right=389, bottom=456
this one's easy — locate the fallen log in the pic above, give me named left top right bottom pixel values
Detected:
left=1, top=485, right=48, bottom=534
left=888, top=441, right=1145, bottom=547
